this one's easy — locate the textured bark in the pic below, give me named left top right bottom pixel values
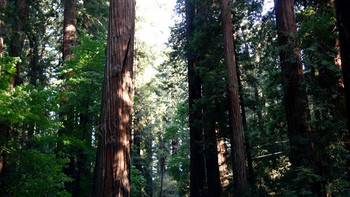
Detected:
left=63, top=0, right=77, bottom=60
left=335, top=0, right=350, bottom=136
left=9, top=0, right=29, bottom=87
left=274, top=0, right=312, bottom=167
left=185, top=0, right=206, bottom=196
left=216, top=136, right=229, bottom=187
left=220, top=0, right=248, bottom=190
left=93, top=0, right=135, bottom=196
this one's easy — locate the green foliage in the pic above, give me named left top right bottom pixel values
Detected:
left=4, top=149, right=71, bottom=197
left=0, top=54, right=20, bottom=89
left=131, top=165, right=146, bottom=197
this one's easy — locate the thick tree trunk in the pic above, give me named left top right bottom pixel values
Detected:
left=63, top=0, right=77, bottom=60
left=203, top=115, right=221, bottom=197
left=216, top=136, right=229, bottom=187
left=9, top=0, right=29, bottom=87
left=274, top=0, right=312, bottom=167
left=185, top=0, right=206, bottom=196
left=335, top=0, right=350, bottom=138
left=92, top=0, right=135, bottom=196
left=219, top=0, right=248, bottom=191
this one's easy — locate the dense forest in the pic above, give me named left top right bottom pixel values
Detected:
left=1, top=0, right=350, bottom=196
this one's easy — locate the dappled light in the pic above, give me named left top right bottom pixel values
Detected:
left=1, top=0, right=350, bottom=196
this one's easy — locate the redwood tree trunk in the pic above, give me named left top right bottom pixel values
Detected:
left=61, top=1, right=78, bottom=194
left=63, top=0, right=77, bottom=60
left=335, top=0, right=350, bottom=137
left=274, top=0, right=312, bottom=167
left=185, top=0, right=206, bottom=196
left=203, top=119, right=222, bottom=196
left=93, top=0, right=135, bottom=196
left=219, top=0, right=248, bottom=190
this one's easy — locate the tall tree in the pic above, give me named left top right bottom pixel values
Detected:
left=274, top=0, right=312, bottom=167
left=61, top=0, right=78, bottom=194
left=335, top=0, right=350, bottom=135
left=219, top=0, right=248, bottom=190
left=185, top=0, right=206, bottom=196
left=93, top=0, right=135, bottom=196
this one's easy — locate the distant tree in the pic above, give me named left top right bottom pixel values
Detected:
left=93, top=0, right=135, bottom=196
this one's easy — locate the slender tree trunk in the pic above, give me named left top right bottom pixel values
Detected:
left=159, top=154, right=165, bottom=197
left=92, top=0, right=135, bottom=196
left=28, top=33, right=39, bottom=86
left=9, top=0, right=29, bottom=87
left=335, top=0, right=350, bottom=140
left=144, top=138, right=153, bottom=197
left=0, top=0, right=5, bottom=58
left=63, top=0, right=77, bottom=60
left=237, top=68, right=255, bottom=190
left=185, top=0, right=206, bottom=196
left=220, top=0, right=248, bottom=191
left=274, top=0, right=313, bottom=167
left=61, top=1, right=78, bottom=194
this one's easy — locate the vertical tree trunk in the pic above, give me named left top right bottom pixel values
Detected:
left=274, top=0, right=312, bottom=167
left=216, top=135, right=229, bottom=187
left=237, top=68, right=255, bottom=190
left=335, top=0, right=350, bottom=138
left=185, top=0, right=206, bottom=196
left=9, top=0, right=29, bottom=87
left=0, top=0, right=5, bottom=57
left=63, top=0, right=77, bottom=61
left=93, top=0, right=135, bottom=196
left=219, top=0, right=248, bottom=191
left=203, top=116, right=222, bottom=197
left=61, top=1, right=78, bottom=194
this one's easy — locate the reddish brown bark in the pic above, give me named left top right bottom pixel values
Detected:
left=93, top=0, right=135, bottom=196
left=220, top=0, right=248, bottom=190
left=217, top=136, right=229, bottom=187
left=63, top=0, right=77, bottom=60
left=185, top=0, right=206, bottom=196
left=274, top=0, right=312, bottom=167
left=335, top=0, right=350, bottom=144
